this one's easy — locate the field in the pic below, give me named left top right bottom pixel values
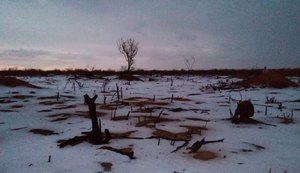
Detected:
left=0, top=73, right=299, bottom=173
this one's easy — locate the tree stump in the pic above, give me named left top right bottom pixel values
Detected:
left=232, top=100, right=254, bottom=123
left=84, top=94, right=102, bottom=144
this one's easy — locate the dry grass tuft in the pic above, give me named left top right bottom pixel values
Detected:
left=152, top=129, right=191, bottom=140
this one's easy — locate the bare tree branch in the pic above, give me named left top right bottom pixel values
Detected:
left=117, top=38, right=138, bottom=72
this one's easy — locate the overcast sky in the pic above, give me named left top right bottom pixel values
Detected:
left=0, top=0, right=299, bottom=70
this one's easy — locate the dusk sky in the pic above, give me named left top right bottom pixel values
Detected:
left=0, top=0, right=299, bottom=70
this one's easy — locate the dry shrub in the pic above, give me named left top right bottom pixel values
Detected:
left=233, top=100, right=254, bottom=120
left=193, top=151, right=218, bottom=161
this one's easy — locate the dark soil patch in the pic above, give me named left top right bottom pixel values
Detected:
left=231, top=117, right=276, bottom=126
left=100, top=162, right=112, bottom=172
left=110, top=131, right=137, bottom=139
left=238, top=71, right=298, bottom=88
left=117, top=74, right=143, bottom=81
left=288, top=99, right=300, bottom=103
left=12, top=95, right=35, bottom=99
left=39, top=101, right=64, bottom=105
left=29, top=129, right=58, bottom=136
left=51, top=117, right=69, bottom=122
left=173, top=97, right=191, bottom=101
left=241, top=149, right=253, bottom=153
left=185, top=117, right=210, bottom=122
left=188, top=93, right=201, bottom=96
left=0, top=99, right=17, bottom=104
left=37, top=96, right=57, bottom=100
left=37, top=95, right=76, bottom=100
left=193, top=151, right=218, bottom=161
left=0, top=77, right=41, bottom=88
left=52, top=105, right=77, bottom=110
left=124, top=97, right=151, bottom=101
left=10, top=104, right=24, bottom=108
left=38, top=109, right=53, bottom=112
left=0, top=109, right=17, bottom=112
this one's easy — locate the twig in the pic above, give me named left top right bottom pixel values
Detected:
left=187, top=138, right=224, bottom=153
left=171, top=140, right=190, bottom=153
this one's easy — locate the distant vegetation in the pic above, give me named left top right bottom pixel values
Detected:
left=0, top=68, right=299, bottom=77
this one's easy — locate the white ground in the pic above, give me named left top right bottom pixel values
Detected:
left=0, top=75, right=299, bottom=173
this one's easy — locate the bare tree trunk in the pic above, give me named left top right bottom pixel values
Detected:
left=84, top=94, right=102, bottom=144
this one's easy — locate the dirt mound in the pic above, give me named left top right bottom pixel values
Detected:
left=238, top=71, right=298, bottom=88
left=117, top=74, right=143, bottom=81
left=0, top=77, right=41, bottom=88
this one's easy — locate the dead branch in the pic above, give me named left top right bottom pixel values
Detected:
left=99, top=146, right=135, bottom=159
left=146, top=136, right=187, bottom=142
left=57, top=134, right=89, bottom=148
left=171, top=140, right=190, bottom=153
left=187, top=138, right=224, bottom=153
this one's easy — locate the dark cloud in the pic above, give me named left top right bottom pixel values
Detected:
left=0, top=0, right=299, bottom=69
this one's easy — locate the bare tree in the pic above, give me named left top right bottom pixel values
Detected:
left=117, top=38, right=138, bottom=73
left=184, top=56, right=195, bottom=78
left=184, top=56, right=195, bottom=71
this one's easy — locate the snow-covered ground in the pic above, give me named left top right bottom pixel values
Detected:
left=0, top=75, right=299, bottom=173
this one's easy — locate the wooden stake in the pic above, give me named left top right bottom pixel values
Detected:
left=56, top=92, right=59, bottom=101
left=116, top=83, right=120, bottom=101
left=156, top=110, right=164, bottom=122
left=120, top=87, right=123, bottom=99
left=126, top=111, right=131, bottom=120
left=103, top=95, right=106, bottom=105
left=48, top=155, right=51, bottom=163
left=113, top=106, right=118, bottom=118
